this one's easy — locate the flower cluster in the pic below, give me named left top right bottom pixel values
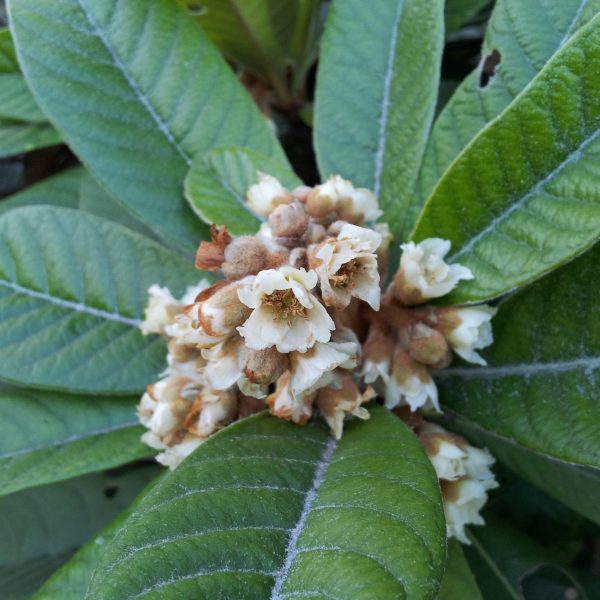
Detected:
left=137, top=173, right=498, bottom=541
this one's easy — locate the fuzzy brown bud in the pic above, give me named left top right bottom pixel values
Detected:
left=409, top=323, right=452, bottom=368
left=197, top=282, right=252, bottom=337
left=221, top=237, right=269, bottom=279
left=244, top=347, right=289, bottom=385
left=268, top=201, right=310, bottom=238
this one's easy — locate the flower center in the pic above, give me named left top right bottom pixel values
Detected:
left=262, top=289, right=306, bottom=322
left=330, top=259, right=360, bottom=288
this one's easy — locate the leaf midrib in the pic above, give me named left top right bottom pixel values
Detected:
left=0, top=278, right=141, bottom=327
left=74, top=0, right=191, bottom=166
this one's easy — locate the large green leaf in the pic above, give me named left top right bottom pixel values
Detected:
left=0, top=465, right=159, bottom=600
left=314, top=0, right=444, bottom=239
left=448, top=412, right=600, bottom=525
left=8, top=0, right=285, bottom=256
left=0, top=389, right=152, bottom=496
left=0, top=206, right=201, bottom=394
left=418, top=0, right=600, bottom=205
left=0, top=167, right=82, bottom=216
left=0, top=118, right=61, bottom=158
left=88, top=407, right=446, bottom=599
left=34, top=473, right=165, bottom=600
left=0, top=28, right=47, bottom=122
left=185, top=146, right=302, bottom=235
left=439, top=539, right=482, bottom=600
left=178, top=0, right=322, bottom=101
left=437, top=242, right=600, bottom=470
left=413, top=14, right=600, bottom=303
left=464, top=513, right=586, bottom=600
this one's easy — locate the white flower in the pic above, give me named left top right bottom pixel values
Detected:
left=441, top=306, right=497, bottom=366
left=394, top=239, right=473, bottom=305
left=140, top=285, right=180, bottom=335
left=361, top=323, right=394, bottom=386
left=266, top=371, right=315, bottom=425
left=247, top=172, right=292, bottom=217
left=442, top=477, right=498, bottom=544
left=202, top=335, right=248, bottom=390
left=154, top=433, right=204, bottom=470
left=419, top=423, right=468, bottom=481
left=316, top=375, right=373, bottom=439
left=179, top=279, right=212, bottom=305
left=237, top=266, right=334, bottom=353
left=290, top=339, right=359, bottom=398
left=308, top=175, right=382, bottom=223
left=164, top=306, right=225, bottom=348
left=186, top=388, right=238, bottom=438
left=385, top=350, right=439, bottom=412
left=313, top=224, right=382, bottom=310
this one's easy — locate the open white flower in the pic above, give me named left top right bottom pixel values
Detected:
left=247, top=172, right=292, bottom=217
left=164, top=304, right=225, bottom=348
left=237, top=266, right=334, bottom=353
left=419, top=423, right=468, bottom=481
left=385, top=349, right=439, bottom=412
left=140, top=285, right=180, bottom=335
left=202, top=335, right=248, bottom=390
left=440, top=306, right=497, bottom=365
left=316, top=375, right=373, bottom=439
left=290, top=339, right=359, bottom=398
left=185, top=388, right=238, bottom=438
left=313, top=224, right=382, bottom=310
left=442, top=477, right=498, bottom=544
left=394, top=239, right=473, bottom=305
left=307, top=175, right=382, bottom=223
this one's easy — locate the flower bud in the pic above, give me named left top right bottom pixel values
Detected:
left=195, top=224, right=232, bottom=272
left=266, top=371, right=315, bottom=425
left=222, top=236, right=288, bottom=279
left=409, top=323, right=451, bottom=368
left=184, top=387, right=238, bottom=438
left=247, top=172, right=292, bottom=217
left=361, top=321, right=394, bottom=385
left=393, top=239, right=473, bottom=305
left=385, top=348, right=439, bottom=412
left=244, top=347, right=289, bottom=385
left=436, top=305, right=496, bottom=365
left=268, top=201, right=310, bottom=238
left=316, top=375, right=373, bottom=439
left=197, top=280, right=253, bottom=337
left=140, top=285, right=180, bottom=335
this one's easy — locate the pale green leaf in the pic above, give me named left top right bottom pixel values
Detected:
left=0, top=389, right=153, bottom=497
left=0, top=466, right=159, bottom=600
left=314, top=0, right=444, bottom=239
left=185, top=146, right=302, bottom=235
left=0, top=167, right=82, bottom=216
left=0, top=118, right=61, bottom=158
left=88, top=407, right=446, bottom=599
left=437, top=242, right=600, bottom=470
left=412, top=14, right=600, bottom=303
left=439, top=539, right=482, bottom=600
left=0, top=206, right=201, bottom=394
left=417, top=0, right=600, bottom=212
left=8, top=0, right=285, bottom=255
left=34, top=474, right=165, bottom=600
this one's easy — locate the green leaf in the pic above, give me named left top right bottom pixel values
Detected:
left=8, top=0, right=285, bottom=256
left=437, top=242, right=600, bottom=470
left=0, top=28, right=47, bottom=122
left=78, top=170, right=159, bottom=239
left=0, top=465, right=159, bottom=600
left=0, top=206, right=202, bottom=394
left=88, top=407, right=446, bottom=599
left=439, top=539, right=482, bottom=600
left=178, top=0, right=322, bottom=101
left=418, top=0, right=600, bottom=206
left=464, top=513, right=586, bottom=600
left=0, top=389, right=153, bottom=496
left=185, top=146, right=302, bottom=236
left=0, top=118, right=61, bottom=158
left=447, top=413, right=600, bottom=525
left=444, top=0, right=490, bottom=33
left=0, top=167, right=82, bottom=216
left=314, top=0, right=444, bottom=239
left=412, top=13, right=600, bottom=303
left=34, top=473, right=165, bottom=600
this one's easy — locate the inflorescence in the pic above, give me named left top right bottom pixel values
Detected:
left=138, top=174, right=498, bottom=542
